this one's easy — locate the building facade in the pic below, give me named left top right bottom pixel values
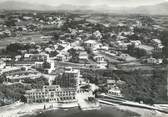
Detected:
left=25, top=85, right=77, bottom=103
left=54, top=67, right=80, bottom=90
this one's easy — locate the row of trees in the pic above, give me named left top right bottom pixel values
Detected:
left=160, top=31, right=168, bottom=59
left=127, top=44, right=147, bottom=58
left=3, top=43, right=36, bottom=57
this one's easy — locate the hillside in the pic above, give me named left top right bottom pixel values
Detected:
left=131, top=2, right=168, bottom=15
left=0, top=1, right=55, bottom=11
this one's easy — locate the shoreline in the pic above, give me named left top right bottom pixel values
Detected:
left=0, top=102, right=79, bottom=117
left=99, top=101, right=168, bottom=117
left=28, top=104, right=139, bottom=117
left=0, top=101, right=168, bottom=117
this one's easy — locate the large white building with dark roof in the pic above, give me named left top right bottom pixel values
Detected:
left=25, top=85, right=77, bottom=103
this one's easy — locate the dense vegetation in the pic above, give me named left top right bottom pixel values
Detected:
left=81, top=66, right=168, bottom=104
left=68, top=48, right=79, bottom=63
left=0, top=76, right=49, bottom=106
left=127, top=44, right=147, bottom=58
left=115, top=68, right=167, bottom=104
left=160, top=31, right=168, bottom=60
left=0, top=83, right=29, bottom=106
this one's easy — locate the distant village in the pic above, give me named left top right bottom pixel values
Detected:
left=0, top=11, right=168, bottom=116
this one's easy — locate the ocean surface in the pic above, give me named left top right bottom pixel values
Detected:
left=29, top=105, right=139, bottom=117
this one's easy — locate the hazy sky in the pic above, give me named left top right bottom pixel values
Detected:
left=1, top=0, right=168, bottom=7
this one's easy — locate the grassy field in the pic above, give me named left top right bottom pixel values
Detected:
left=0, top=34, right=51, bottom=50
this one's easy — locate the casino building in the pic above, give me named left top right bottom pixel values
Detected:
left=25, top=85, right=77, bottom=103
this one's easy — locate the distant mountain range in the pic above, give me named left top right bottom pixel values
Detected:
left=130, top=2, right=168, bottom=15
left=0, top=1, right=55, bottom=11
left=0, top=1, right=168, bottom=15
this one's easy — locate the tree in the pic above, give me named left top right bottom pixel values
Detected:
left=49, top=51, right=58, bottom=57
left=20, top=95, right=27, bottom=103
left=68, top=48, right=79, bottom=63
left=0, top=75, right=6, bottom=83
left=23, top=76, right=49, bottom=89
left=43, top=61, right=51, bottom=69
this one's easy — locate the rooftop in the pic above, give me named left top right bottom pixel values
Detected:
left=138, top=45, right=154, bottom=51
left=84, top=40, right=97, bottom=44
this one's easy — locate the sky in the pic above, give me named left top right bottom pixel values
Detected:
left=1, top=0, right=168, bottom=7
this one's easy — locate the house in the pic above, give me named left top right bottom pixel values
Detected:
left=151, top=39, right=161, bottom=46
left=117, top=36, right=127, bottom=40
left=71, top=40, right=81, bottom=47
left=118, top=54, right=129, bottom=61
left=116, top=41, right=130, bottom=51
left=94, top=55, right=105, bottom=64
left=154, top=44, right=164, bottom=53
left=107, top=79, right=116, bottom=89
left=45, top=47, right=54, bottom=53
left=137, top=45, right=154, bottom=55
left=56, top=54, right=70, bottom=62
left=0, top=56, right=12, bottom=61
left=79, top=51, right=88, bottom=60
left=145, top=57, right=163, bottom=64
left=94, top=55, right=107, bottom=69
left=108, top=85, right=122, bottom=97
left=24, top=53, right=49, bottom=62
left=130, top=40, right=141, bottom=47
left=15, top=55, right=22, bottom=61
left=59, top=40, right=70, bottom=48
left=117, top=22, right=126, bottom=27
left=23, top=16, right=33, bottom=20
left=35, top=62, right=44, bottom=69
left=93, top=30, right=102, bottom=39
left=84, top=40, right=98, bottom=50
left=99, top=45, right=109, bottom=51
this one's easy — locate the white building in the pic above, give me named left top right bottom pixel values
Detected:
left=35, top=62, right=44, bottom=69
left=79, top=51, right=88, bottom=60
left=24, top=53, right=49, bottom=62
left=56, top=54, right=70, bottom=62
left=0, top=59, right=6, bottom=70
left=84, top=40, right=98, bottom=50
left=154, top=44, right=164, bottom=53
left=93, top=30, right=102, bottom=39
left=15, top=55, right=22, bottom=61
left=146, top=57, right=163, bottom=64
left=94, top=56, right=107, bottom=69
left=151, top=39, right=161, bottom=46
left=108, top=86, right=122, bottom=97
left=25, top=85, right=77, bottom=103
left=130, top=40, right=141, bottom=47
left=94, top=55, right=105, bottom=64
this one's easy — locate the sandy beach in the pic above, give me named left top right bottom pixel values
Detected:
left=0, top=102, right=78, bottom=117
left=0, top=101, right=168, bottom=117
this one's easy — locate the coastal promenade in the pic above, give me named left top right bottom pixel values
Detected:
left=98, top=99, right=168, bottom=117
left=0, top=98, right=168, bottom=117
left=0, top=102, right=78, bottom=117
